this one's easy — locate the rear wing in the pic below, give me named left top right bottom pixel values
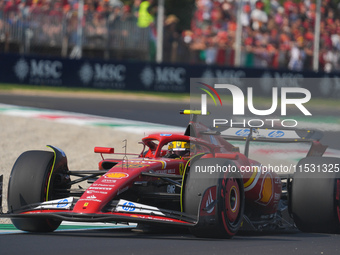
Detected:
left=205, top=126, right=328, bottom=158
left=218, top=127, right=324, bottom=143
left=179, top=110, right=328, bottom=157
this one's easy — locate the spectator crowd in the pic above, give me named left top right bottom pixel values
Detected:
left=0, top=0, right=340, bottom=73
left=187, top=0, right=340, bottom=72
left=0, top=0, right=153, bottom=59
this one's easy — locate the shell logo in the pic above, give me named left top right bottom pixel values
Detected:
left=105, top=172, right=129, bottom=179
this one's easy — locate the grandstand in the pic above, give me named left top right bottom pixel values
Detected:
left=0, top=0, right=339, bottom=73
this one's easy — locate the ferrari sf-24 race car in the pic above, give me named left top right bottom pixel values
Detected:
left=1, top=110, right=340, bottom=238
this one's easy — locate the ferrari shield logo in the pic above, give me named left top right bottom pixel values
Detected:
left=105, top=173, right=129, bottom=179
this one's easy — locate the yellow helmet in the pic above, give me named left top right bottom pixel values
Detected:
left=168, top=141, right=193, bottom=157
left=168, top=141, right=190, bottom=151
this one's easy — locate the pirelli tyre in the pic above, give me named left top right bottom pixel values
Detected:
left=7, top=149, right=71, bottom=232
left=183, top=158, right=245, bottom=238
left=291, top=157, right=340, bottom=233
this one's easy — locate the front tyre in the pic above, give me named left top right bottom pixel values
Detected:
left=183, top=158, right=244, bottom=238
left=8, top=150, right=70, bottom=232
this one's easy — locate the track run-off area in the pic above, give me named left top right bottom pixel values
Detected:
left=1, top=103, right=339, bottom=164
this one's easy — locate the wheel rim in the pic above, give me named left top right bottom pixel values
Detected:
left=225, top=178, right=240, bottom=223
left=229, top=187, right=238, bottom=212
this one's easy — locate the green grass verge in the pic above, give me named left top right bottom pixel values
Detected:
left=0, top=83, right=190, bottom=101
left=0, top=83, right=339, bottom=109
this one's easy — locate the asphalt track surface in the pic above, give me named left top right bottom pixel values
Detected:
left=1, top=93, right=340, bottom=255
left=0, top=94, right=191, bottom=126
left=1, top=228, right=340, bottom=255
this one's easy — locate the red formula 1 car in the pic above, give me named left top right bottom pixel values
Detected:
left=1, top=110, right=340, bottom=238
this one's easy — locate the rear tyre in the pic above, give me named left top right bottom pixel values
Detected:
left=183, top=158, right=244, bottom=238
left=291, top=157, right=340, bottom=233
left=8, top=150, right=70, bottom=232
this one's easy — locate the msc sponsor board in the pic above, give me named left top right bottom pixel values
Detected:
left=1, top=53, right=340, bottom=97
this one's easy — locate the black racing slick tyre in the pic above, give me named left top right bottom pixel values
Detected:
left=183, top=158, right=245, bottom=238
left=7, top=150, right=70, bottom=232
left=291, top=157, right=340, bottom=233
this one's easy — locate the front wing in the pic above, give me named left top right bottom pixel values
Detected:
left=0, top=176, right=199, bottom=228
left=3, top=210, right=195, bottom=227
